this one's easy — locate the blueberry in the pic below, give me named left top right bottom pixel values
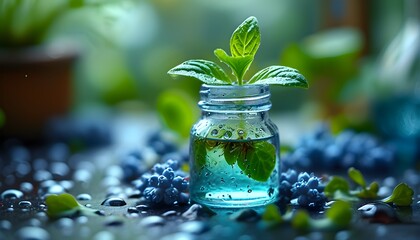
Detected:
left=307, top=177, right=319, bottom=189
left=152, top=164, right=165, bottom=175
left=165, top=159, right=180, bottom=171
left=148, top=175, right=159, bottom=187
left=297, top=195, right=309, bottom=206
left=297, top=172, right=310, bottom=182
left=158, top=175, right=171, bottom=189
left=162, top=168, right=175, bottom=180
left=178, top=192, right=189, bottom=204
left=163, top=187, right=179, bottom=205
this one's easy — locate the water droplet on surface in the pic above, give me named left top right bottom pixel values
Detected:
left=95, top=210, right=106, bottom=216
left=139, top=216, right=165, bottom=227
left=179, top=221, right=210, bottom=234
left=104, top=216, right=124, bottom=227
left=76, top=216, right=89, bottom=224
left=211, top=129, right=218, bottom=136
left=34, top=170, right=53, bottom=182
left=101, top=197, right=127, bottom=206
left=1, top=189, right=23, bottom=199
left=18, top=201, right=32, bottom=208
left=20, top=182, right=34, bottom=193
left=161, top=210, right=177, bottom=217
left=224, top=131, right=232, bottom=138
left=0, top=220, right=12, bottom=230
left=56, top=217, right=74, bottom=229
left=135, top=204, right=149, bottom=211
left=50, top=162, right=70, bottom=177
left=127, top=207, right=139, bottom=214
left=247, top=189, right=252, bottom=193
left=237, top=129, right=244, bottom=136
left=16, top=226, right=50, bottom=240
left=77, top=193, right=92, bottom=201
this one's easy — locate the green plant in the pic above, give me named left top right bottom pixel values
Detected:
left=168, top=16, right=308, bottom=88
left=45, top=193, right=98, bottom=219
left=0, top=0, right=87, bottom=47
left=325, top=167, right=414, bottom=207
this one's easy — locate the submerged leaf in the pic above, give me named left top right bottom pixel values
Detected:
left=168, top=60, right=231, bottom=84
left=238, top=141, right=276, bottom=182
left=248, top=66, right=308, bottom=87
left=192, top=139, right=207, bottom=171
left=223, top=142, right=244, bottom=166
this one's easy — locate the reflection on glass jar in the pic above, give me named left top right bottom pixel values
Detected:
left=189, top=84, right=280, bottom=208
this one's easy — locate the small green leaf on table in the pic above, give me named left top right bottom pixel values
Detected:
left=382, top=183, right=414, bottom=207
left=325, top=201, right=352, bottom=228
left=45, top=193, right=97, bottom=219
left=261, top=204, right=283, bottom=224
left=348, top=167, right=366, bottom=187
left=324, top=176, right=350, bottom=198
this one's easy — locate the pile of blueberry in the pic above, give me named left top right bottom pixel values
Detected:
left=120, top=131, right=190, bottom=207
left=282, top=124, right=396, bottom=175
left=132, top=159, right=189, bottom=206
left=279, top=169, right=327, bottom=210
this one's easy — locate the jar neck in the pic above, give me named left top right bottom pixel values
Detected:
left=198, top=84, right=272, bottom=114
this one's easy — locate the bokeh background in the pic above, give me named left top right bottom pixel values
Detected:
left=0, top=0, right=419, bottom=153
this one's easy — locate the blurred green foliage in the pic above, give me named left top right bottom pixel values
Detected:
left=157, top=90, right=199, bottom=139
left=0, top=0, right=86, bottom=47
left=0, top=108, right=4, bottom=128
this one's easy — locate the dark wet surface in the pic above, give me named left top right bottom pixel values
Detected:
left=0, top=117, right=419, bottom=240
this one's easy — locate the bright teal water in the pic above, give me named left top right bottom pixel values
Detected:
left=189, top=135, right=280, bottom=208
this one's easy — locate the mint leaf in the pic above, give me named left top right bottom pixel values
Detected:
left=157, top=90, right=198, bottom=139
left=230, top=16, right=260, bottom=57
left=168, top=60, right=231, bottom=84
left=291, top=210, right=311, bottom=231
left=324, top=176, right=350, bottom=198
left=248, top=66, right=308, bottom=87
left=355, top=181, right=379, bottom=199
left=348, top=167, right=366, bottom=188
left=46, top=193, right=80, bottom=218
left=325, top=201, right=352, bottom=228
left=214, top=48, right=253, bottom=84
left=238, top=141, right=276, bottom=182
left=262, top=204, right=283, bottom=223
left=45, top=193, right=97, bottom=219
left=223, top=142, right=244, bottom=166
left=193, top=139, right=207, bottom=171
left=382, top=183, right=414, bottom=206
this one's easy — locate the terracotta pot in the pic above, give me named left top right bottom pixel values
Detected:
left=0, top=46, right=77, bottom=140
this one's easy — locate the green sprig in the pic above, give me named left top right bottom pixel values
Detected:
left=168, top=16, right=308, bottom=88
left=324, top=167, right=414, bottom=206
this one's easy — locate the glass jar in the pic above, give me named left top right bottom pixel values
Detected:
left=189, top=84, right=280, bottom=208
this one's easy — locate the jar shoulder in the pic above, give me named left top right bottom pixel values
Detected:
left=191, top=117, right=279, bottom=140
